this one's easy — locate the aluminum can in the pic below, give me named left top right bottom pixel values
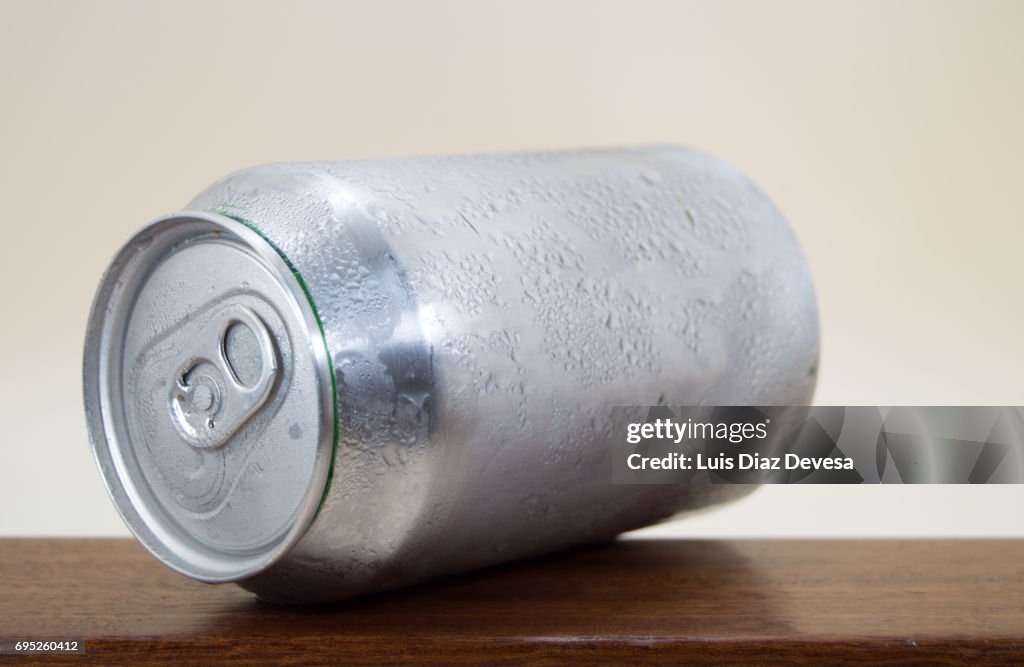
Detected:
left=83, top=146, right=819, bottom=602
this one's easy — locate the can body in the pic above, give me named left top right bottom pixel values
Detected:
left=84, top=146, right=818, bottom=603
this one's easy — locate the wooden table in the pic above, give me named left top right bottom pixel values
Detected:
left=1, top=538, right=1022, bottom=664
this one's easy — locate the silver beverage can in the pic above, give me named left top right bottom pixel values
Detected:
left=83, top=146, right=819, bottom=603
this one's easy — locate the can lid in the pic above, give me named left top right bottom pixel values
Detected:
left=84, top=212, right=334, bottom=582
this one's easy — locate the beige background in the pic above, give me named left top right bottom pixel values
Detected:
left=2, top=0, right=1022, bottom=537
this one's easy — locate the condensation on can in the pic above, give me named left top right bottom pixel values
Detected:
left=84, top=146, right=819, bottom=603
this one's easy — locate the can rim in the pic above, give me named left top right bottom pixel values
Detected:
left=83, top=211, right=336, bottom=583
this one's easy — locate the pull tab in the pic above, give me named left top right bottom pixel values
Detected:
left=168, top=304, right=279, bottom=449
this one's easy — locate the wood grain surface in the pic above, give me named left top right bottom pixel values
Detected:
left=0, top=538, right=1022, bottom=664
